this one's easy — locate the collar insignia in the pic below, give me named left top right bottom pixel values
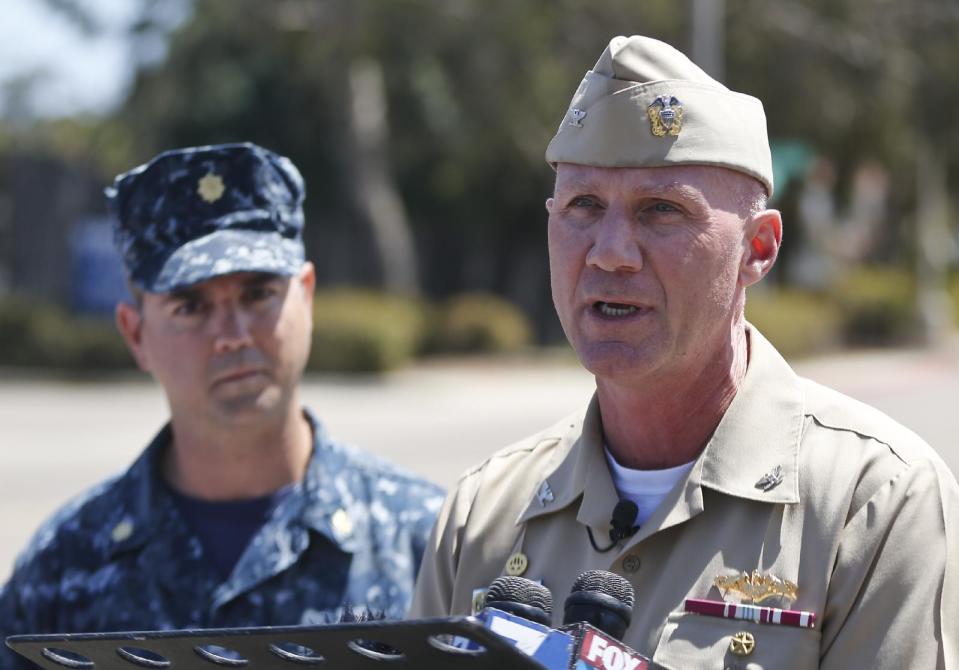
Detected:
left=537, top=480, right=555, bottom=506
left=197, top=172, right=226, bottom=203
left=755, top=465, right=785, bottom=492
left=714, top=570, right=798, bottom=604
left=647, top=95, right=683, bottom=137
left=330, top=508, right=354, bottom=541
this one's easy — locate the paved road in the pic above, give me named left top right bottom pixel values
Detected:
left=1, top=345, right=957, bottom=580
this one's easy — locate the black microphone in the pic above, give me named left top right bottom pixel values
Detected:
left=587, top=500, right=639, bottom=552
left=484, top=575, right=554, bottom=627
left=609, top=500, right=639, bottom=543
left=562, top=570, right=635, bottom=640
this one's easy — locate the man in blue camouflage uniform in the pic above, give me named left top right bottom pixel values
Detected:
left=0, top=143, right=444, bottom=669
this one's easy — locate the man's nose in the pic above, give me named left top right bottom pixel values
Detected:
left=211, top=304, right=255, bottom=353
left=585, top=209, right=644, bottom=273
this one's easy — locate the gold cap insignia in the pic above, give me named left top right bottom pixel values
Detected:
left=647, top=95, right=683, bottom=137
left=714, top=570, right=798, bottom=604
left=197, top=172, right=226, bottom=203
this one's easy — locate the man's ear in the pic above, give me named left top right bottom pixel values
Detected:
left=545, top=197, right=554, bottom=213
left=115, top=302, right=151, bottom=372
left=741, top=209, right=782, bottom=287
left=298, top=262, right=316, bottom=302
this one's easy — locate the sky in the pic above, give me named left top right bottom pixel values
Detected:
left=0, top=0, right=186, bottom=119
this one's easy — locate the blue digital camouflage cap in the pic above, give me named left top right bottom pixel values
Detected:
left=106, top=142, right=306, bottom=293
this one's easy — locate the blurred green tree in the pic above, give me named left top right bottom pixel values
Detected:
left=3, top=0, right=958, bottom=340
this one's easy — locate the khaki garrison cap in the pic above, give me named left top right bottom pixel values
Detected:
left=545, top=35, right=775, bottom=196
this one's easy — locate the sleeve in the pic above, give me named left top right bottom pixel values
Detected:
left=820, top=458, right=959, bottom=669
left=407, top=484, right=447, bottom=583
left=407, top=472, right=480, bottom=619
left=0, top=567, right=53, bottom=670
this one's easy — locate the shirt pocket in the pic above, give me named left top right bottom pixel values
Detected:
left=651, top=611, right=820, bottom=670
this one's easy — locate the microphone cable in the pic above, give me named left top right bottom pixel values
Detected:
left=586, top=499, right=639, bottom=553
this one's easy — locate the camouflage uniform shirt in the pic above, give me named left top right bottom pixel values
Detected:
left=0, top=410, right=444, bottom=669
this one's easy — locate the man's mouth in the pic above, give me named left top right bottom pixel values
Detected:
left=213, top=369, right=265, bottom=386
left=593, top=301, right=641, bottom=317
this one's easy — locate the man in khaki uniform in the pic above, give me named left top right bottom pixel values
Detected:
left=410, top=36, right=958, bottom=668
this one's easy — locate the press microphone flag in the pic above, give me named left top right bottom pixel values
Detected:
left=474, top=607, right=650, bottom=670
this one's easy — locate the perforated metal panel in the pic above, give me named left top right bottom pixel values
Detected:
left=6, top=616, right=548, bottom=670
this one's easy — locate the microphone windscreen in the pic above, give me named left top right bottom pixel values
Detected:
left=563, top=569, right=635, bottom=639
left=569, top=570, right=635, bottom=610
left=485, top=575, right=553, bottom=615
left=484, top=575, right=553, bottom=626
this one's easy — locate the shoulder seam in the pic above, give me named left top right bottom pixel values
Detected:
left=806, top=414, right=912, bottom=467
left=457, top=436, right=563, bottom=482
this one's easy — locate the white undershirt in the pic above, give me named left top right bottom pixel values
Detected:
left=604, top=447, right=696, bottom=527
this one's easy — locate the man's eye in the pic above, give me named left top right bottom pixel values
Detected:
left=569, top=196, right=598, bottom=209
left=245, top=286, right=277, bottom=302
left=649, top=201, right=680, bottom=213
left=172, top=301, right=203, bottom=317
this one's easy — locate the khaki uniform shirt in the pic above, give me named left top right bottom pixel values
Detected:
left=411, top=328, right=958, bottom=669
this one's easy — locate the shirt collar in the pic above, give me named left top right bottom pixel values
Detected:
left=698, top=326, right=803, bottom=504
left=296, top=409, right=365, bottom=554
left=104, top=424, right=175, bottom=558
left=518, top=325, right=804, bottom=529
left=105, top=408, right=365, bottom=559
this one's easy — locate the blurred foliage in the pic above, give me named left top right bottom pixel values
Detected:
left=0, top=290, right=536, bottom=374
left=308, top=289, right=429, bottom=373
left=2, top=0, right=958, bottom=351
left=746, top=288, right=842, bottom=359
left=430, top=292, right=533, bottom=354
left=0, top=275, right=941, bottom=375
left=948, top=273, right=959, bottom=326
left=0, top=298, right=132, bottom=372
left=833, top=267, right=918, bottom=345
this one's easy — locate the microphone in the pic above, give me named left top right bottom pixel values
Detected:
left=484, top=575, right=553, bottom=626
left=587, top=500, right=639, bottom=552
left=562, top=570, right=635, bottom=641
left=467, top=576, right=570, bottom=666
left=473, top=570, right=649, bottom=669
left=609, top=500, right=639, bottom=543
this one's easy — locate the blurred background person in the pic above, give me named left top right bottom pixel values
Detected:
left=0, top=143, right=444, bottom=669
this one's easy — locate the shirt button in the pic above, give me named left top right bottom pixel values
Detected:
left=621, top=555, right=641, bottom=573
left=729, top=631, right=756, bottom=656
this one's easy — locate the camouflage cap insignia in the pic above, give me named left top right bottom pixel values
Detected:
left=197, top=172, right=226, bottom=203
left=647, top=95, right=683, bottom=137
left=569, top=108, right=588, bottom=128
